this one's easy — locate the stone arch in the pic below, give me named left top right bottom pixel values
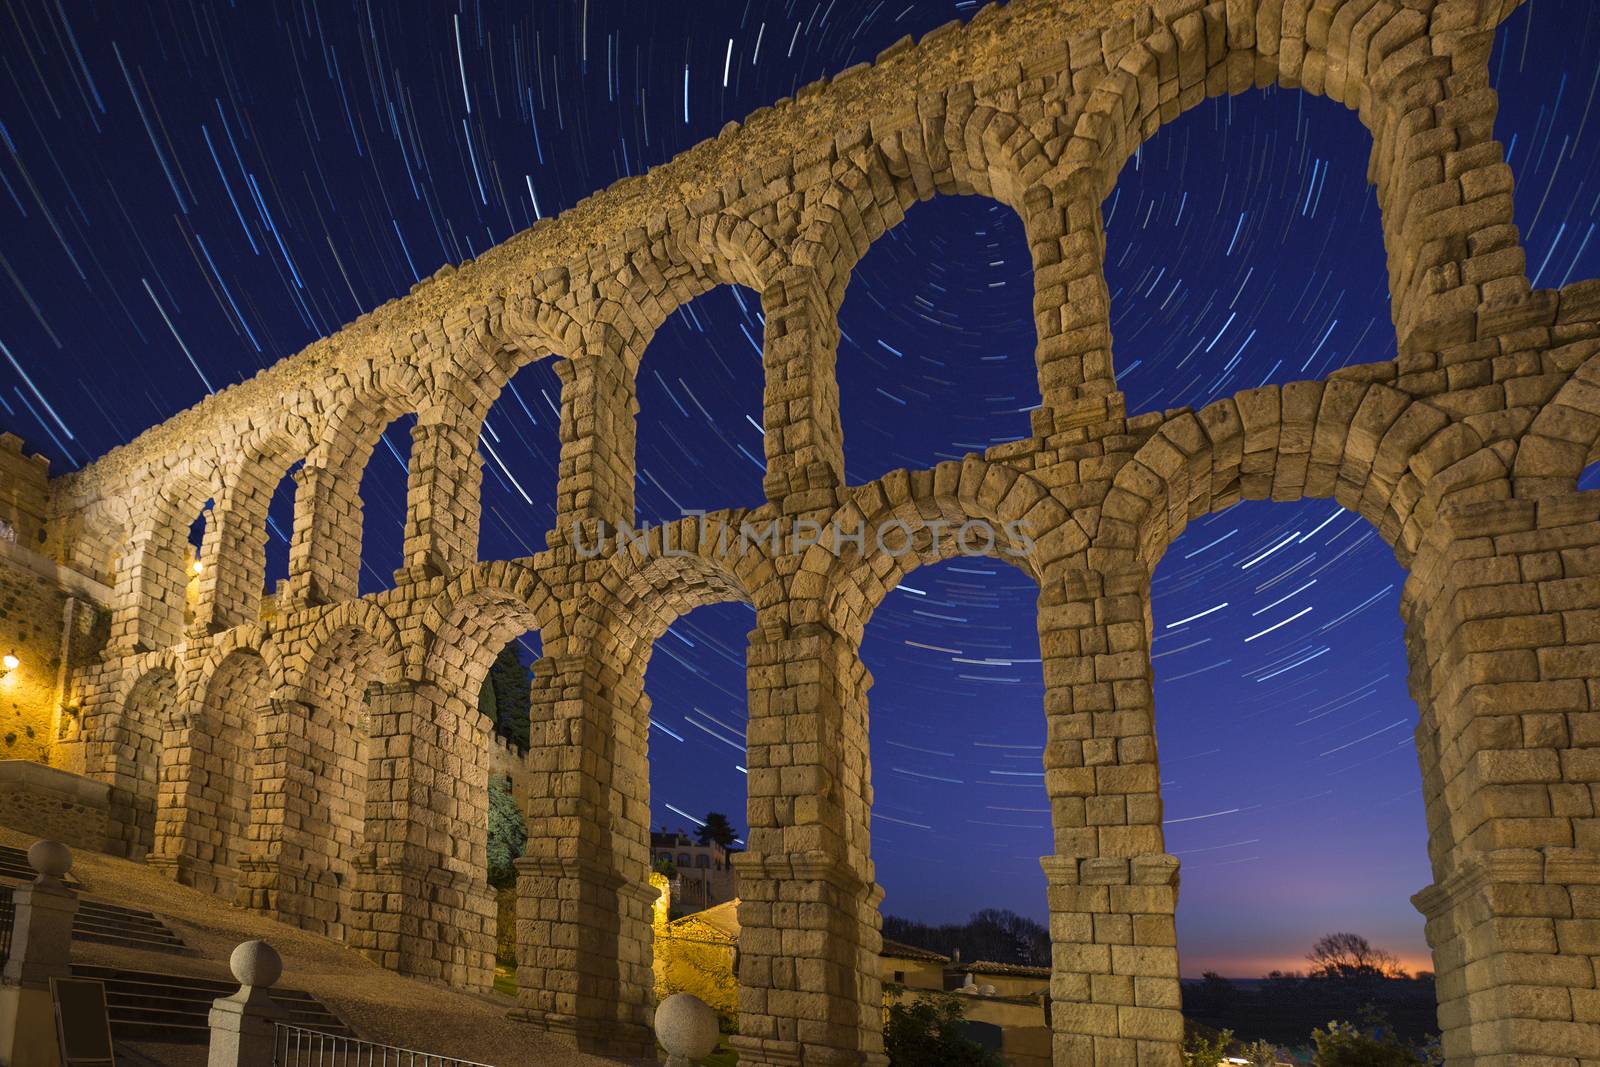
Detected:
left=288, top=608, right=400, bottom=941
left=1057, top=0, right=1528, bottom=360
left=1098, top=381, right=1511, bottom=572
left=419, top=561, right=554, bottom=688
left=590, top=512, right=770, bottom=659
left=288, top=361, right=430, bottom=605
left=281, top=600, right=404, bottom=704
left=546, top=217, right=789, bottom=526
left=800, top=94, right=1054, bottom=277
left=110, top=660, right=181, bottom=857
left=801, top=458, right=1086, bottom=644
left=114, top=459, right=220, bottom=651
left=192, top=643, right=276, bottom=891
left=196, top=416, right=317, bottom=632
left=579, top=209, right=790, bottom=375
left=417, top=562, right=551, bottom=835
left=772, top=106, right=1053, bottom=493
left=196, top=623, right=285, bottom=696
left=1512, top=343, right=1600, bottom=494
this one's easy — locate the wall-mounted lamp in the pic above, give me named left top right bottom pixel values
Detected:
left=191, top=560, right=204, bottom=575
left=0, top=652, right=19, bottom=677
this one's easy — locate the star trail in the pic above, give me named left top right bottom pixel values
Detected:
left=1, top=0, right=1597, bottom=978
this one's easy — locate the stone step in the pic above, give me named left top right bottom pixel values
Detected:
left=0, top=872, right=189, bottom=954
left=73, top=898, right=189, bottom=954
left=0, top=842, right=81, bottom=888
left=72, top=964, right=352, bottom=1045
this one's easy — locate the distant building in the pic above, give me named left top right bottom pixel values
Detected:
left=651, top=827, right=738, bottom=912
left=652, top=892, right=1050, bottom=1067
left=881, top=939, right=949, bottom=991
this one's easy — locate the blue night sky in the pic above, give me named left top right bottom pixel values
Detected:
left=2, top=0, right=1597, bottom=977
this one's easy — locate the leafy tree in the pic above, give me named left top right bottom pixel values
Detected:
left=487, top=775, right=526, bottom=888
left=696, top=811, right=739, bottom=849
left=883, top=994, right=1002, bottom=1067
left=881, top=909, right=1050, bottom=967
left=1308, top=932, right=1407, bottom=980
left=478, top=645, right=532, bottom=748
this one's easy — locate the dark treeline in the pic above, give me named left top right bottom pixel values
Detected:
left=881, top=909, right=1050, bottom=968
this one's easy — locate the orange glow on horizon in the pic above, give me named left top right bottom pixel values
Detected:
left=1181, top=952, right=1436, bottom=980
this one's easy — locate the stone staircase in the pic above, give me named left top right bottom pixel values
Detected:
left=0, top=842, right=187, bottom=955
left=2, top=839, right=352, bottom=1047
left=73, top=897, right=188, bottom=954
left=0, top=841, right=79, bottom=887
left=72, top=963, right=352, bottom=1044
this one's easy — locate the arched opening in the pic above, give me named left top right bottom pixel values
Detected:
left=262, top=463, right=300, bottom=609
left=634, top=285, right=766, bottom=523
left=184, top=503, right=210, bottom=627
left=422, top=582, right=547, bottom=991
left=838, top=196, right=1039, bottom=484
left=356, top=414, right=415, bottom=594
left=859, top=554, right=1051, bottom=1043
left=1490, top=0, right=1600, bottom=291
left=644, top=596, right=754, bottom=1028
left=480, top=630, right=538, bottom=989
left=119, top=668, right=176, bottom=857
left=476, top=358, right=563, bottom=559
left=1103, top=89, right=1389, bottom=415
left=200, top=649, right=271, bottom=895
left=299, top=626, right=384, bottom=940
left=1149, top=499, right=1435, bottom=1046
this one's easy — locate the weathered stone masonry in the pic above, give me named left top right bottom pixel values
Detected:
left=0, top=0, right=1596, bottom=1064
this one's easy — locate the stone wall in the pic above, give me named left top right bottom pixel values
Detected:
left=0, top=759, right=111, bottom=852
left=0, top=531, right=109, bottom=765
left=0, top=1, right=1595, bottom=1065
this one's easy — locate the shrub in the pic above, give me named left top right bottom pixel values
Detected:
left=1183, top=1025, right=1233, bottom=1067
left=1312, top=1018, right=1439, bottom=1066
left=884, top=994, right=1002, bottom=1067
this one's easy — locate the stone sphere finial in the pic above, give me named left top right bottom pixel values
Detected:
left=28, top=839, right=71, bottom=880
left=655, top=993, right=719, bottom=1065
left=229, top=940, right=283, bottom=989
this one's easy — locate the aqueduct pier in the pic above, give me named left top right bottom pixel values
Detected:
left=0, top=0, right=1597, bottom=1063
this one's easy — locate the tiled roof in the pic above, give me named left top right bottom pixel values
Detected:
left=957, top=960, right=1051, bottom=978
left=880, top=939, right=950, bottom=963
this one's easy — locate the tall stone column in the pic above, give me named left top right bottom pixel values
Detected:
left=397, top=418, right=483, bottom=583
left=514, top=648, right=655, bottom=1057
left=235, top=698, right=314, bottom=927
left=149, top=710, right=223, bottom=892
left=1020, top=170, right=1126, bottom=438
left=760, top=265, right=846, bottom=513
left=1037, top=565, right=1182, bottom=1067
left=109, top=525, right=185, bottom=652
left=346, top=681, right=489, bottom=987
left=282, top=463, right=360, bottom=609
left=1364, top=18, right=1527, bottom=355
left=1404, top=495, right=1600, bottom=1066
left=550, top=349, right=637, bottom=547
left=191, top=476, right=272, bottom=634
left=734, top=614, right=884, bottom=1067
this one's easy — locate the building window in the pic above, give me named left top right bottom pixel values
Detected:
left=894, top=971, right=906, bottom=984
left=696, top=855, right=710, bottom=868
left=678, top=853, right=691, bottom=866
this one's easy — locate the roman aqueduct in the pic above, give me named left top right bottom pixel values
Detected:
left=1, top=0, right=1597, bottom=1063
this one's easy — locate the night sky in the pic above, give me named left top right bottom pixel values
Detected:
left=2, top=0, right=1597, bottom=978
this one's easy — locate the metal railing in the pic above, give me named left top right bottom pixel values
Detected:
left=272, top=1023, right=495, bottom=1067
left=0, top=883, right=13, bottom=969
